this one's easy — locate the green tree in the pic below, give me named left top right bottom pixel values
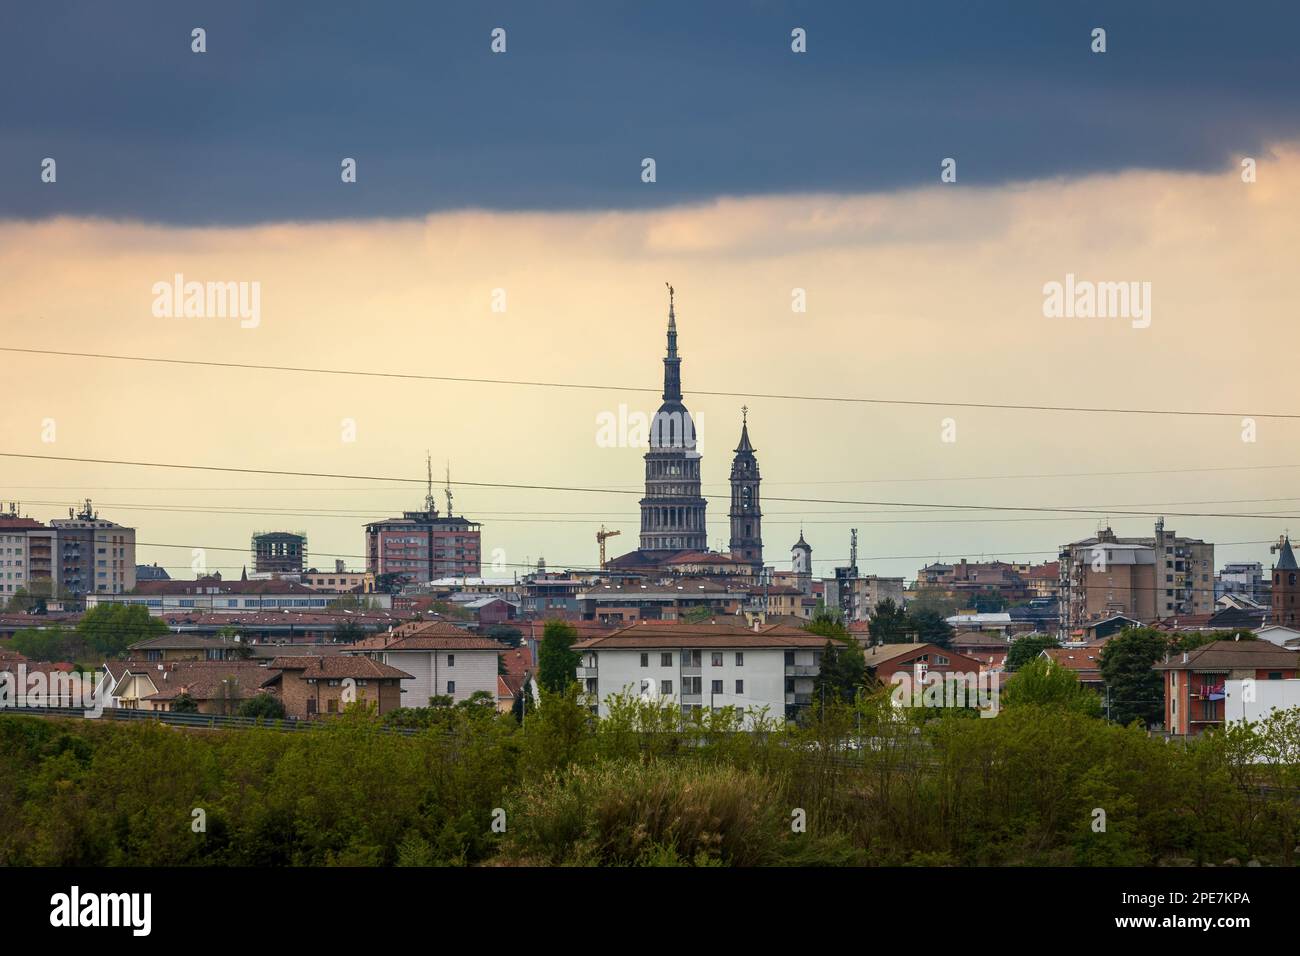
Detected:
left=682, top=606, right=715, bottom=624
left=806, top=604, right=850, bottom=641
left=1001, top=657, right=1101, bottom=716
left=171, top=692, right=199, bottom=714
left=537, top=619, right=581, bottom=694
left=867, top=599, right=909, bottom=644
left=76, top=604, right=168, bottom=659
left=967, top=591, right=1007, bottom=613
left=487, top=625, right=523, bottom=648
left=333, top=620, right=365, bottom=644
left=1098, top=627, right=1168, bottom=728
left=813, top=639, right=866, bottom=710
left=9, top=627, right=75, bottom=662
left=906, top=607, right=954, bottom=649
left=237, top=693, right=286, bottom=720
left=1006, top=633, right=1060, bottom=672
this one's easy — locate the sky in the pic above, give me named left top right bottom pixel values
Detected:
left=2, top=1, right=1299, bottom=581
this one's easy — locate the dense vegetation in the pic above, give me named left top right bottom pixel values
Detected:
left=4, top=670, right=1300, bottom=867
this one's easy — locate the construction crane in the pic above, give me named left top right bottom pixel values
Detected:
left=596, top=525, right=621, bottom=569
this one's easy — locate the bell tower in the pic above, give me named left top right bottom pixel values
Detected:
left=728, top=407, right=762, bottom=568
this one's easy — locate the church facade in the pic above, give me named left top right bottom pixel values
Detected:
left=608, top=290, right=764, bottom=578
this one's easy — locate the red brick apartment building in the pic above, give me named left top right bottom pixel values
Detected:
left=1156, top=640, right=1300, bottom=735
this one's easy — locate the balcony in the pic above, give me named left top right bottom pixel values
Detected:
left=784, top=665, right=818, bottom=677
left=784, top=692, right=813, bottom=706
left=575, top=666, right=599, bottom=680
left=680, top=693, right=702, bottom=705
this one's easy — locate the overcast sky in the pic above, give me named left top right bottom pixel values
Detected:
left=2, top=2, right=1299, bottom=582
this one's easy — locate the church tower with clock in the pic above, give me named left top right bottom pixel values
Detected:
left=728, top=407, right=763, bottom=570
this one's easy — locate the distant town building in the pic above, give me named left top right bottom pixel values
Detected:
left=1157, top=640, right=1300, bottom=736
left=1216, top=560, right=1265, bottom=604
left=572, top=621, right=826, bottom=724
left=1270, top=535, right=1299, bottom=629
left=364, top=458, right=481, bottom=585
left=347, top=620, right=505, bottom=707
left=301, top=560, right=376, bottom=594
left=917, top=559, right=1028, bottom=604
left=606, top=290, right=763, bottom=577
left=252, top=531, right=307, bottom=574
left=45, top=500, right=137, bottom=597
left=135, top=563, right=171, bottom=582
left=1058, top=519, right=1214, bottom=638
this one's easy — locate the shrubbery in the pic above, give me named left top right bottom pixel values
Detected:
left=3, top=684, right=1300, bottom=867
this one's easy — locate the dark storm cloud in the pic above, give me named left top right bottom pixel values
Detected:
left=2, top=0, right=1297, bottom=224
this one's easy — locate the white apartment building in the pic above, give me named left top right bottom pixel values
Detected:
left=573, top=621, right=827, bottom=726
left=0, top=531, right=29, bottom=597
left=345, top=620, right=504, bottom=707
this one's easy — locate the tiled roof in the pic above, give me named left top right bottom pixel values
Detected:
left=1042, top=646, right=1102, bottom=678
left=348, top=620, right=506, bottom=651
left=862, top=643, right=981, bottom=670
left=1155, top=640, right=1300, bottom=672
left=270, top=656, right=413, bottom=680
left=574, top=621, right=827, bottom=650
left=138, top=661, right=281, bottom=701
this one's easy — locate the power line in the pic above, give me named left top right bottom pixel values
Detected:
left=5, top=452, right=1300, bottom=521
left=6, top=459, right=1300, bottom=492
left=4, top=346, right=1297, bottom=420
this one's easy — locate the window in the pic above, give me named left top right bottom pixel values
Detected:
left=447, top=654, right=455, bottom=667
left=447, top=681, right=456, bottom=694
left=711, top=680, right=723, bottom=694
left=711, top=652, right=723, bottom=667
left=640, top=653, right=648, bottom=667
left=936, top=655, right=949, bottom=665
left=735, top=680, right=744, bottom=694
left=735, top=652, right=744, bottom=666
left=660, top=652, right=673, bottom=667
left=660, top=679, right=672, bottom=695
left=327, top=699, right=338, bottom=714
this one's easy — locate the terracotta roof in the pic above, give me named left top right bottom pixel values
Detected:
left=129, top=634, right=242, bottom=651
left=499, top=645, right=534, bottom=681
left=574, top=621, right=827, bottom=650
left=137, top=661, right=281, bottom=701
left=1155, top=640, right=1300, bottom=671
left=348, top=620, right=505, bottom=651
left=0, top=517, right=46, bottom=530
left=862, top=643, right=981, bottom=670
left=269, top=656, right=413, bottom=680
left=1042, top=646, right=1103, bottom=679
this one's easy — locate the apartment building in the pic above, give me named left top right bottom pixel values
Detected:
left=0, top=514, right=42, bottom=598
left=345, top=620, right=504, bottom=706
left=365, top=512, right=481, bottom=585
left=823, top=573, right=905, bottom=622
left=1216, top=561, right=1266, bottom=604
left=1058, top=519, right=1213, bottom=637
left=572, top=621, right=826, bottom=725
left=1156, top=640, right=1300, bottom=736
left=87, top=573, right=392, bottom=614
left=49, top=501, right=137, bottom=596
left=576, top=579, right=750, bottom=624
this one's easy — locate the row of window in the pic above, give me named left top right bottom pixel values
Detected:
left=647, top=679, right=744, bottom=695
left=639, top=651, right=745, bottom=667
